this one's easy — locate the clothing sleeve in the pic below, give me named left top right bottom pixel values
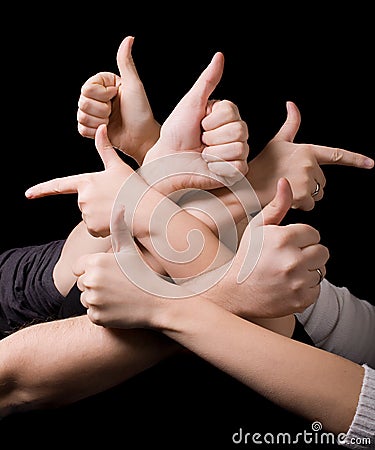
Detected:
left=0, top=240, right=67, bottom=337
left=340, top=364, right=375, bottom=449
left=296, top=279, right=375, bottom=367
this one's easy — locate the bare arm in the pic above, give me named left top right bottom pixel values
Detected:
left=0, top=315, right=179, bottom=417
left=155, top=296, right=364, bottom=436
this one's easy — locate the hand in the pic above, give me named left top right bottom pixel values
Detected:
left=73, top=205, right=193, bottom=329
left=74, top=250, right=161, bottom=329
left=201, top=177, right=330, bottom=318
left=77, top=35, right=160, bottom=165
left=25, top=125, right=134, bottom=237
left=248, top=101, right=374, bottom=210
left=141, top=52, right=249, bottom=193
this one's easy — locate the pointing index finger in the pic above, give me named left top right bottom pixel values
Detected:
left=25, top=174, right=83, bottom=199
left=315, top=145, right=374, bottom=169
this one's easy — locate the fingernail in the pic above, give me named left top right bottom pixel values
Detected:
left=25, top=188, right=33, bottom=198
left=364, top=158, right=374, bottom=168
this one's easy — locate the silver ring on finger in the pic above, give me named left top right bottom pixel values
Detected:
left=315, top=268, right=324, bottom=284
left=311, top=181, right=321, bottom=198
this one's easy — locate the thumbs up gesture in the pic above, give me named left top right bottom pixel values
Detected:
left=204, top=178, right=330, bottom=319
left=77, top=36, right=160, bottom=165
left=73, top=204, right=194, bottom=329
left=141, top=51, right=249, bottom=193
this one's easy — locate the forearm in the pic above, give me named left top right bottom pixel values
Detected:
left=0, top=315, right=179, bottom=417
left=124, top=174, right=235, bottom=280
left=155, top=297, right=364, bottom=435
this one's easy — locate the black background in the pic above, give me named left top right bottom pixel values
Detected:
left=1, top=6, right=374, bottom=447
left=2, top=10, right=373, bottom=302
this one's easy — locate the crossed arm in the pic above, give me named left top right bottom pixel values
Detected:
left=0, top=37, right=374, bottom=444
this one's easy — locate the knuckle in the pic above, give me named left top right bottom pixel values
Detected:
left=77, top=124, right=94, bottom=138
left=218, top=99, right=237, bottom=115
left=230, top=121, right=247, bottom=141
left=78, top=95, right=92, bottom=112
left=85, top=253, right=105, bottom=269
left=330, top=148, right=344, bottom=163
left=88, top=309, right=102, bottom=325
left=293, top=301, right=309, bottom=314
left=53, top=180, right=64, bottom=194
left=291, top=289, right=312, bottom=312
left=282, top=257, right=300, bottom=274
left=273, top=229, right=291, bottom=249
left=303, top=143, right=315, bottom=155
left=231, top=142, right=248, bottom=160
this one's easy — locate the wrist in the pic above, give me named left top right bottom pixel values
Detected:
left=246, top=160, right=273, bottom=208
left=152, top=295, right=207, bottom=334
left=139, top=121, right=162, bottom=162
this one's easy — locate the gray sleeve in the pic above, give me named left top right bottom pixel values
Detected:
left=296, top=279, right=375, bottom=367
left=340, top=364, right=375, bottom=449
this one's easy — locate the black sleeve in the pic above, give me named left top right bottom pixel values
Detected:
left=57, top=283, right=87, bottom=319
left=292, top=315, right=314, bottom=346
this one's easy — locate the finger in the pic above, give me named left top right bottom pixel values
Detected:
left=77, top=123, right=97, bottom=139
left=292, top=179, right=326, bottom=211
left=80, top=72, right=118, bottom=103
left=310, top=177, right=325, bottom=202
left=202, top=120, right=249, bottom=146
left=309, top=267, right=326, bottom=288
left=76, top=274, right=86, bottom=292
left=312, top=145, right=374, bottom=169
left=207, top=159, right=249, bottom=180
left=80, top=290, right=89, bottom=309
left=94, top=124, right=124, bottom=169
left=202, top=142, right=249, bottom=162
left=284, top=223, right=321, bottom=248
left=81, top=72, right=119, bottom=102
left=25, top=173, right=83, bottom=199
left=116, top=35, right=142, bottom=83
left=78, top=95, right=112, bottom=119
left=301, top=243, right=330, bottom=270
left=271, top=101, right=301, bottom=143
left=254, top=178, right=293, bottom=227
left=77, top=108, right=110, bottom=129
left=110, top=203, right=138, bottom=255
left=233, top=179, right=293, bottom=284
left=201, top=100, right=241, bottom=131
left=72, top=254, right=91, bottom=278
left=204, top=99, right=219, bottom=117
left=182, top=52, right=224, bottom=108
left=292, top=195, right=315, bottom=212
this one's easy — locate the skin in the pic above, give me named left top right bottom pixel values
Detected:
left=29, top=126, right=329, bottom=317
left=68, top=181, right=364, bottom=437
left=0, top=315, right=179, bottom=416
left=1, top=35, right=371, bottom=423
left=0, top=179, right=325, bottom=417
left=76, top=36, right=373, bottom=212
left=77, top=35, right=160, bottom=166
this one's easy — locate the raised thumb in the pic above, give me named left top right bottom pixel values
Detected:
left=233, top=178, right=292, bottom=283
left=95, top=124, right=123, bottom=169
left=272, top=101, right=301, bottom=143
left=256, top=177, right=293, bottom=226
left=116, top=35, right=140, bottom=83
